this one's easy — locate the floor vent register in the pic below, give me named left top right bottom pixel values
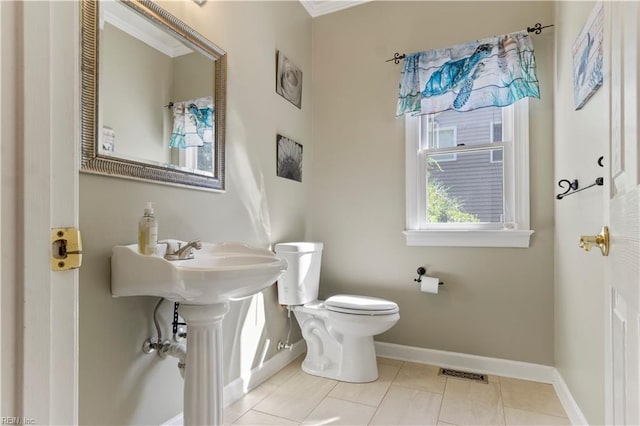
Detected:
left=438, top=368, right=489, bottom=383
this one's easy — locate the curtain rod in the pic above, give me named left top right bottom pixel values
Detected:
left=384, top=23, right=554, bottom=64
left=164, top=101, right=198, bottom=110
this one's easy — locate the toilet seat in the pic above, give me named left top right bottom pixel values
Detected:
left=325, top=294, right=399, bottom=315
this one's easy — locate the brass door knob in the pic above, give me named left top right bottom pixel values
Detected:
left=579, top=226, right=609, bottom=256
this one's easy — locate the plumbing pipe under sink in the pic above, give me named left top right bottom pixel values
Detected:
left=162, top=343, right=187, bottom=379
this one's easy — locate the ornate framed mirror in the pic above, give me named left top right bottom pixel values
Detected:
left=81, top=0, right=227, bottom=191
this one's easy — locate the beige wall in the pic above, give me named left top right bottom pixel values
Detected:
left=311, top=1, right=555, bottom=365
left=79, top=1, right=311, bottom=424
left=172, top=52, right=214, bottom=102
left=553, top=2, right=606, bottom=424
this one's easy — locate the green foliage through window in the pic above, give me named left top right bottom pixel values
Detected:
left=427, top=178, right=479, bottom=223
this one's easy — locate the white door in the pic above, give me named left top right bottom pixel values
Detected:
left=1, top=1, right=80, bottom=424
left=605, top=2, right=640, bottom=424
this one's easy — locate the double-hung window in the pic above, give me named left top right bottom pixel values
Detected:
left=404, top=100, right=533, bottom=247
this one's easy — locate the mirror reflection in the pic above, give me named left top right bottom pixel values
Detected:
left=81, top=0, right=226, bottom=191
left=100, top=1, right=215, bottom=175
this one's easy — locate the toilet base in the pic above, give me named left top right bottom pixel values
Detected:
left=301, top=335, right=379, bottom=383
left=291, top=301, right=399, bottom=383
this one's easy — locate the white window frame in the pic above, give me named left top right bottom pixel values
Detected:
left=178, top=146, right=199, bottom=169
left=403, top=99, right=533, bottom=248
left=489, top=122, right=503, bottom=163
left=432, top=125, right=457, bottom=162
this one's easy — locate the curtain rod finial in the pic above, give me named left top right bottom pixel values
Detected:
left=385, top=52, right=406, bottom=64
left=527, top=23, right=554, bottom=35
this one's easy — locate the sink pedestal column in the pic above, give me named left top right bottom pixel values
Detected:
left=180, top=303, right=230, bottom=426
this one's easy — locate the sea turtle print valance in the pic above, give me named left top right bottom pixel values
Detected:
left=396, top=30, right=540, bottom=116
left=169, top=96, right=214, bottom=149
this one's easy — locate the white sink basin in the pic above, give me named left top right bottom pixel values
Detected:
left=111, top=241, right=287, bottom=305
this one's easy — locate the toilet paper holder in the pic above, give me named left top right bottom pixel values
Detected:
left=414, top=267, right=444, bottom=285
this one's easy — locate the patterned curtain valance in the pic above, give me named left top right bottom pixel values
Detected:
left=169, top=96, right=214, bottom=149
left=396, top=30, right=540, bottom=116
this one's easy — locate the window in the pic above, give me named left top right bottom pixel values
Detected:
left=174, top=144, right=214, bottom=174
left=404, top=100, right=533, bottom=247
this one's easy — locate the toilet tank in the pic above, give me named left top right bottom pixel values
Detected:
left=274, top=242, right=323, bottom=306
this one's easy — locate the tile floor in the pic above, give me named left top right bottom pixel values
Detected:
left=224, top=356, right=571, bottom=426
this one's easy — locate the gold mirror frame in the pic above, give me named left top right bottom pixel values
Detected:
left=80, top=0, right=227, bottom=191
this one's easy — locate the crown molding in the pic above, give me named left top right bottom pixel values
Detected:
left=299, top=0, right=372, bottom=17
left=101, top=1, right=192, bottom=58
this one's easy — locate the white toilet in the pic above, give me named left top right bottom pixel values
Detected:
left=275, top=242, right=400, bottom=383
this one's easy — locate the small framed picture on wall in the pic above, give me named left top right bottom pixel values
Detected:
left=276, top=134, right=303, bottom=182
left=276, top=50, right=303, bottom=109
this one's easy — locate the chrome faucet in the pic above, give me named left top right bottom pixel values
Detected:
left=163, top=239, right=202, bottom=260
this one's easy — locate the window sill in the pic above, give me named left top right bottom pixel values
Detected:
left=403, top=229, right=534, bottom=248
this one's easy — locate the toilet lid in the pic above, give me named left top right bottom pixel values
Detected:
left=325, top=295, right=399, bottom=315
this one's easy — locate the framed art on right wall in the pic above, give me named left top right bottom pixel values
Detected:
left=573, top=1, right=604, bottom=110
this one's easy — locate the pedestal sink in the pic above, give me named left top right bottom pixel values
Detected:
left=111, top=241, right=287, bottom=425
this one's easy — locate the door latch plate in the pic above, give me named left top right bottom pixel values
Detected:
left=51, top=227, right=83, bottom=271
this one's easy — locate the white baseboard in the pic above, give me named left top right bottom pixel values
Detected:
left=375, top=341, right=587, bottom=425
left=161, top=340, right=306, bottom=426
left=375, top=341, right=555, bottom=383
left=552, top=369, right=589, bottom=426
left=223, top=340, right=306, bottom=407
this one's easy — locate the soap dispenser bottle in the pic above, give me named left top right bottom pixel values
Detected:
left=138, top=202, right=158, bottom=255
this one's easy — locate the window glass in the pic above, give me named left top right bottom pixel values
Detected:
left=491, top=122, right=504, bottom=162
left=433, top=127, right=456, bottom=162
left=425, top=106, right=504, bottom=147
left=423, top=106, right=506, bottom=225
left=427, top=148, right=504, bottom=224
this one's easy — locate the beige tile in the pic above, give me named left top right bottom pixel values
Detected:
left=500, top=377, right=567, bottom=418
left=328, top=363, right=399, bottom=407
left=505, top=407, right=571, bottom=425
left=377, top=357, right=404, bottom=367
left=224, top=382, right=279, bottom=424
left=233, top=409, right=298, bottom=425
left=369, top=385, right=442, bottom=425
left=301, top=397, right=376, bottom=425
left=254, top=372, right=337, bottom=422
left=265, top=355, right=304, bottom=386
left=439, top=378, right=505, bottom=425
left=392, top=362, right=447, bottom=394
left=486, top=375, right=500, bottom=383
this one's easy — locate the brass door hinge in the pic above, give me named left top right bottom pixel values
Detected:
left=51, top=227, right=83, bottom=271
